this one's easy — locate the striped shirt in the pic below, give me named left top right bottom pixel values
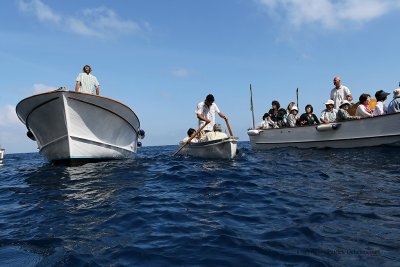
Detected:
left=76, top=73, right=99, bottom=94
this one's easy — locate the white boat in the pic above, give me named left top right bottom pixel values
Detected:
left=0, top=148, right=4, bottom=165
left=181, top=137, right=238, bottom=159
left=248, top=112, right=400, bottom=149
left=16, top=90, right=144, bottom=163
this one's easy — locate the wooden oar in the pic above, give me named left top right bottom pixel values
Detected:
left=224, top=117, right=234, bottom=137
left=172, top=122, right=209, bottom=156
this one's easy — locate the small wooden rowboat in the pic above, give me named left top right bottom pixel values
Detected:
left=181, top=137, right=238, bottom=159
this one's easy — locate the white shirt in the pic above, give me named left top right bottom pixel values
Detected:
left=195, top=102, right=220, bottom=131
left=76, top=73, right=99, bottom=94
left=372, top=101, right=387, bottom=116
left=179, top=136, right=199, bottom=146
left=355, top=104, right=373, bottom=118
left=320, top=108, right=338, bottom=123
left=330, top=85, right=351, bottom=110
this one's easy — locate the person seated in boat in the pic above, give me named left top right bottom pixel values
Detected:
left=286, top=102, right=296, bottom=114
left=287, top=105, right=299, bottom=127
left=337, top=100, right=361, bottom=121
left=299, top=104, right=320, bottom=126
left=373, top=90, right=390, bottom=116
left=387, top=88, right=400, bottom=114
left=258, top=113, right=277, bottom=129
left=75, top=65, right=100, bottom=95
left=203, top=123, right=228, bottom=141
left=320, top=99, right=338, bottom=124
left=355, top=93, right=373, bottom=118
left=267, top=100, right=280, bottom=123
left=276, top=108, right=288, bottom=127
left=179, top=128, right=199, bottom=145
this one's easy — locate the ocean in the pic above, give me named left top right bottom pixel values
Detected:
left=0, top=142, right=399, bottom=266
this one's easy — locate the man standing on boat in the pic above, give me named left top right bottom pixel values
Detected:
left=330, top=76, right=352, bottom=110
left=75, top=65, right=100, bottom=95
left=196, top=94, right=227, bottom=132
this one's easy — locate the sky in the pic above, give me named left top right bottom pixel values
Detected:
left=1, top=0, right=400, bottom=153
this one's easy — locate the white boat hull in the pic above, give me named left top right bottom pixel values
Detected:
left=16, top=90, right=141, bottom=162
left=182, top=138, right=238, bottom=159
left=0, top=149, right=4, bottom=165
left=248, top=113, right=400, bottom=149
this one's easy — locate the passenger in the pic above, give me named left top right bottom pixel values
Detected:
left=287, top=106, right=299, bottom=127
left=330, top=76, right=353, bottom=110
left=320, top=99, right=338, bottom=124
left=179, top=128, right=199, bottom=145
left=75, top=65, right=100, bottom=95
left=337, top=100, right=360, bottom=121
left=387, top=88, right=400, bottom=114
left=373, top=90, right=390, bottom=116
left=286, top=102, right=296, bottom=114
left=299, top=104, right=320, bottom=126
left=196, top=94, right=227, bottom=132
left=258, top=113, right=277, bottom=129
left=204, top=123, right=228, bottom=141
left=268, top=100, right=280, bottom=122
left=276, top=108, right=288, bottom=127
left=355, top=93, right=373, bottom=118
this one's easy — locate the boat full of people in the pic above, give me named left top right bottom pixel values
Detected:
left=16, top=89, right=144, bottom=163
left=247, top=84, right=400, bottom=150
left=248, top=112, right=400, bottom=149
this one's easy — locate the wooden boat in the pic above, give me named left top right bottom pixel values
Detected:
left=181, top=137, right=238, bottom=159
left=248, top=112, right=400, bottom=149
left=16, top=89, right=144, bottom=163
left=0, top=148, right=4, bottom=165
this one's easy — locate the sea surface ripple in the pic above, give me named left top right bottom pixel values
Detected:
left=0, top=142, right=399, bottom=266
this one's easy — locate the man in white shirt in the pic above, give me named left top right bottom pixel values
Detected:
left=320, top=99, right=338, bottom=123
left=330, top=76, right=352, bottom=110
left=75, top=65, right=100, bottom=95
left=179, top=128, right=199, bottom=145
left=196, top=94, right=227, bottom=132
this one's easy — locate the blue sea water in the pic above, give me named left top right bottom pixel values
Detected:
left=0, top=142, right=399, bottom=267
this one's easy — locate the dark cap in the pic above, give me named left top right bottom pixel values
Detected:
left=375, top=90, right=390, bottom=101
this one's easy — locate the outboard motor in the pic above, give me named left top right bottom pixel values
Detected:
left=137, top=142, right=142, bottom=148
left=138, top=129, right=145, bottom=139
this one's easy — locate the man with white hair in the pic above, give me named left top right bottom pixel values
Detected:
left=330, top=76, right=353, bottom=110
left=387, top=88, right=400, bottom=113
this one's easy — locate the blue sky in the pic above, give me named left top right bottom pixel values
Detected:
left=1, top=0, right=400, bottom=153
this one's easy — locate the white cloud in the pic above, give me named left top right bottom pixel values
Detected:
left=18, top=0, right=61, bottom=23
left=0, top=105, right=20, bottom=127
left=0, top=105, right=37, bottom=153
left=257, top=0, right=400, bottom=29
left=172, top=67, right=189, bottom=78
left=32, top=83, right=57, bottom=94
left=18, top=0, right=145, bottom=38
